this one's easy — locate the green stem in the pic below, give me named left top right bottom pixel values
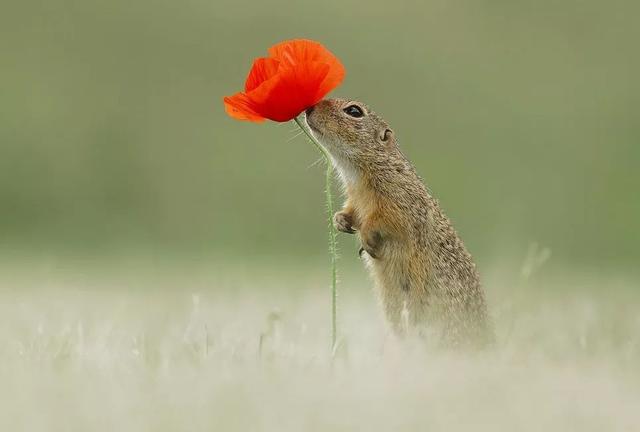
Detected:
left=294, top=115, right=338, bottom=352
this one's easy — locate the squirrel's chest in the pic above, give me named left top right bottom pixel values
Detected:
left=349, top=187, right=378, bottom=222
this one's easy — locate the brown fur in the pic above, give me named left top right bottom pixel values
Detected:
left=306, top=98, right=492, bottom=347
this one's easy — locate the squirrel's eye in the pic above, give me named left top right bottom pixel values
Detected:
left=343, top=105, right=364, bottom=118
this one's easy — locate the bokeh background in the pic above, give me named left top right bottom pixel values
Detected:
left=2, top=0, right=638, bottom=273
left=2, top=1, right=640, bottom=430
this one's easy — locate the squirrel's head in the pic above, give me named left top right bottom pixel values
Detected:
left=305, top=98, right=397, bottom=184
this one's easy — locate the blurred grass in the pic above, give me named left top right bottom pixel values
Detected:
left=0, top=260, right=639, bottom=431
left=1, top=0, right=639, bottom=269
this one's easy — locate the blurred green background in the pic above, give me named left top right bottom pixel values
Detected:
left=1, top=0, right=638, bottom=273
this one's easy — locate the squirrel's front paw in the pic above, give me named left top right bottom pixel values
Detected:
left=333, top=211, right=356, bottom=234
left=359, top=230, right=383, bottom=259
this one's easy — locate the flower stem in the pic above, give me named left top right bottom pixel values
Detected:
left=294, top=115, right=338, bottom=353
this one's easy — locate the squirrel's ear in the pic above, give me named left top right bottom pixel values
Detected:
left=379, top=128, right=394, bottom=143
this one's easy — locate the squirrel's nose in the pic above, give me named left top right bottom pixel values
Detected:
left=305, top=105, right=315, bottom=116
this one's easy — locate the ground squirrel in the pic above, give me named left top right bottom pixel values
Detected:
left=305, top=99, right=492, bottom=347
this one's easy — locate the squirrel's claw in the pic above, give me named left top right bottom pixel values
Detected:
left=334, top=211, right=356, bottom=234
left=359, top=245, right=379, bottom=259
left=360, top=230, right=383, bottom=259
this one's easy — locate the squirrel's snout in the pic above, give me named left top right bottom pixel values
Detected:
left=305, top=105, right=315, bottom=117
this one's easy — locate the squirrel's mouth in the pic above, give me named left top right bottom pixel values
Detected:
left=304, top=114, right=319, bottom=132
left=306, top=123, right=328, bottom=149
left=304, top=113, right=343, bottom=160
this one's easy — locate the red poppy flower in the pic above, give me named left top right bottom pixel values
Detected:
left=223, top=39, right=345, bottom=122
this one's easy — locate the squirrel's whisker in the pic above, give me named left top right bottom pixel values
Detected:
left=286, top=130, right=305, bottom=142
left=307, top=156, right=325, bottom=170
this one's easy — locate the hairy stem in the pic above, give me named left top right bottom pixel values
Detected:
left=294, top=115, right=338, bottom=352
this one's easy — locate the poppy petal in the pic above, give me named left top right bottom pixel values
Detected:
left=223, top=92, right=265, bottom=122
left=269, top=39, right=345, bottom=104
left=248, top=60, right=330, bottom=122
left=244, top=57, right=280, bottom=93
left=268, top=39, right=324, bottom=64
left=315, top=59, right=345, bottom=101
